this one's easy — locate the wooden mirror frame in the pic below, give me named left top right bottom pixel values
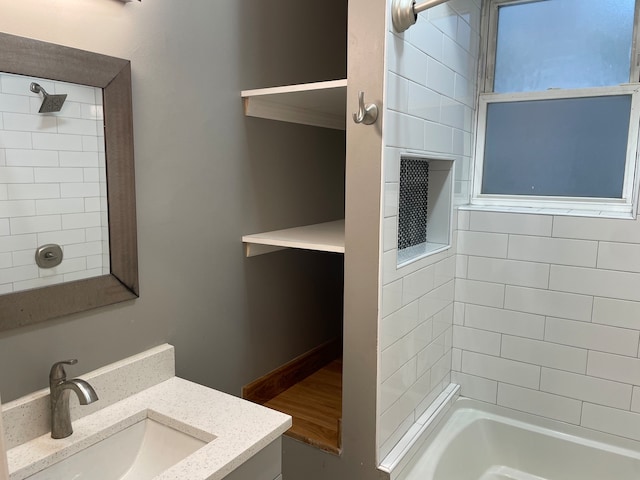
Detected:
left=0, top=33, right=139, bottom=331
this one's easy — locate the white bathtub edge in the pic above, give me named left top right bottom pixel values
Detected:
left=378, top=383, right=460, bottom=478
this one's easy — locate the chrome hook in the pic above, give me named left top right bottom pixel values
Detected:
left=352, top=91, right=378, bottom=125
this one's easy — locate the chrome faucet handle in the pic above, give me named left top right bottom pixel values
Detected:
left=49, top=359, right=78, bottom=383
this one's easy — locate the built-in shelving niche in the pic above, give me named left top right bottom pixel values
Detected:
left=242, top=80, right=347, bottom=454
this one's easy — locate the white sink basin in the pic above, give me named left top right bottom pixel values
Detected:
left=26, top=417, right=208, bottom=480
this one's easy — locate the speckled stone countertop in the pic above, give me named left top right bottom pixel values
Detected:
left=3, top=346, right=291, bottom=480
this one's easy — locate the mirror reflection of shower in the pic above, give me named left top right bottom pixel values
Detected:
left=30, top=82, right=67, bottom=113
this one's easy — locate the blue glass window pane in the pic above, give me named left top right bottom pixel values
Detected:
left=494, top=0, right=635, bottom=93
left=481, top=95, right=632, bottom=198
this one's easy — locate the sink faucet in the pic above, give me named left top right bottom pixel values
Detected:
left=49, top=359, right=99, bottom=439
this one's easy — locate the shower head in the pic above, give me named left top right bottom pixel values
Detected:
left=30, top=82, right=67, bottom=113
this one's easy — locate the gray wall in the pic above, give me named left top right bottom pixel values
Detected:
left=0, top=0, right=347, bottom=402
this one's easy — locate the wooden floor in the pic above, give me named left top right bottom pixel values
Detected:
left=264, top=359, right=342, bottom=454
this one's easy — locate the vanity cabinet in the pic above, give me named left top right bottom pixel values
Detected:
left=224, top=438, right=282, bottom=480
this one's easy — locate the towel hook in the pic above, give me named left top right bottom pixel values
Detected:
left=353, top=91, right=378, bottom=126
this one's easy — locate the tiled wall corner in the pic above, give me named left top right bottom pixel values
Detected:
left=378, top=0, right=480, bottom=459
left=0, top=73, right=109, bottom=293
left=453, top=209, right=640, bottom=443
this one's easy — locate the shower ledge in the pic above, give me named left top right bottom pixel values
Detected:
left=241, top=79, right=347, bottom=130
left=242, top=220, right=345, bottom=257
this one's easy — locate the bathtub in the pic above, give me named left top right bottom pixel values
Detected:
left=397, top=399, right=640, bottom=480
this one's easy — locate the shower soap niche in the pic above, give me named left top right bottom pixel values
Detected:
left=397, top=155, right=454, bottom=268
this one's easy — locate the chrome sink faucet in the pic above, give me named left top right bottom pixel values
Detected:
left=49, top=359, right=99, bottom=439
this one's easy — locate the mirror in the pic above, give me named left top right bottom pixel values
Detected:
left=0, top=33, right=138, bottom=331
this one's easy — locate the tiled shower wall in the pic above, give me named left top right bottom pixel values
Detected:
left=378, top=0, right=480, bottom=459
left=454, top=210, right=640, bottom=442
left=0, top=73, right=109, bottom=294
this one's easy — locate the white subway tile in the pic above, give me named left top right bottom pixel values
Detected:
left=379, top=413, right=415, bottom=461
left=2, top=113, right=57, bottom=133
left=427, top=58, right=455, bottom=98
left=0, top=200, right=35, bottom=218
left=435, top=255, right=455, bottom=287
left=35, top=198, right=84, bottom=215
left=455, top=278, right=504, bottom=308
left=633, top=387, right=640, bottom=413
left=455, top=15, right=472, bottom=52
left=381, top=358, right=417, bottom=413
left=553, top=216, right=640, bottom=243
left=85, top=227, right=104, bottom=243
left=53, top=101, right=82, bottom=118
left=504, top=286, right=593, bottom=322
left=440, top=98, right=465, bottom=130
left=13, top=275, right=64, bottom=291
left=34, top=167, right=84, bottom=183
left=598, top=242, right=640, bottom=273
left=457, top=209, right=470, bottom=230
left=545, top=317, right=639, bottom=357
left=12, top=249, right=35, bottom=267
left=386, top=111, right=424, bottom=150
left=61, top=212, right=101, bottom=230
left=587, top=351, right=640, bottom=385
left=592, top=297, right=640, bottom=330
left=508, top=235, right=597, bottom=267
left=86, top=254, right=104, bottom=270
left=387, top=73, right=409, bottom=113
left=453, top=325, right=501, bottom=355
left=7, top=183, right=59, bottom=201
left=407, top=83, right=440, bottom=122
left=455, top=254, right=468, bottom=278
left=433, top=304, right=453, bottom=338
left=469, top=211, right=552, bottom=236
left=416, top=333, right=445, bottom=376
left=37, top=229, right=85, bottom=246
left=379, top=391, right=416, bottom=448
left=497, top=383, right=582, bottom=424
left=409, top=17, right=443, bottom=61
left=381, top=300, right=420, bottom=350
left=1, top=74, right=54, bottom=96
left=0, top=130, right=32, bottom=149
left=0, top=264, right=38, bottom=284
left=388, top=41, right=428, bottom=85
left=84, top=197, right=101, bottom=213
left=60, top=183, right=100, bottom=198
left=59, top=82, right=98, bottom=104
left=384, top=147, right=400, bottom=183
left=382, top=278, right=404, bottom=317
left=464, top=304, right=545, bottom=340
left=0, top=167, right=33, bottom=183
left=419, top=279, right=454, bottom=320
left=81, top=103, right=104, bottom=121
left=32, top=133, right=82, bottom=151
left=0, top=283, right=12, bottom=294
left=453, top=301, right=465, bottom=325
left=10, top=215, right=61, bottom=234
left=39, top=257, right=86, bottom=277
left=384, top=182, right=399, bottom=218
left=452, top=371, right=497, bottom=403
left=5, top=149, right=58, bottom=167
left=430, top=350, right=452, bottom=388
left=541, top=368, right=631, bottom=409
left=461, top=351, right=540, bottom=389
left=410, top=370, right=434, bottom=414
left=0, top=252, right=11, bottom=268
left=442, top=35, right=471, bottom=79
left=501, top=336, right=587, bottom=374
left=0, top=219, right=8, bottom=235
left=59, top=151, right=99, bottom=167
left=451, top=347, right=462, bottom=371
left=57, top=118, right=97, bottom=136
left=0, top=234, right=37, bottom=253
left=424, top=121, right=453, bottom=154
left=428, top=3, right=458, bottom=39
left=581, top=403, right=640, bottom=442
left=0, top=93, right=30, bottom=113
left=467, top=256, right=549, bottom=289
left=550, top=265, right=640, bottom=302
left=0, top=185, right=6, bottom=201
left=63, top=268, right=103, bottom=282
left=457, top=230, right=508, bottom=257
left=403, top=265, right=435, bottom=304
left=0, top=149, right=5, bottom=166
left=63, top=241, right=103, bottom=259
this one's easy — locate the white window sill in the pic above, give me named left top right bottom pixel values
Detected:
left=460, top=203, right=635, bottom=220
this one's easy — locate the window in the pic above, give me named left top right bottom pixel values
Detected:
left=473, top=0, right=640, bottom=215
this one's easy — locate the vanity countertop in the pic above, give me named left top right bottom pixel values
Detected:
left=6, top=376, right=292, bottom=480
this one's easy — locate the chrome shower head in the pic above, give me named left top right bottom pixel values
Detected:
left=30, top=82, right=67, bottom=113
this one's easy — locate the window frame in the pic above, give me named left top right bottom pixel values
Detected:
left=471, top=0, right=640, bottom=216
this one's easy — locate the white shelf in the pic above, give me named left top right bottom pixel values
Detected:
left=242, top=220, right=345, bottom=257
left=241, top=79, right=347, bottom=130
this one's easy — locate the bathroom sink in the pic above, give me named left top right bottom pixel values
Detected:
left=26, top=417, right=208, bottom=480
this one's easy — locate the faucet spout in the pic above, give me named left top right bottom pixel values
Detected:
left=49, top=360, right=99, bottom=439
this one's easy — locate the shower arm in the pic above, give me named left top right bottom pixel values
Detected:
left=391, top=0, right=450, bottom=33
